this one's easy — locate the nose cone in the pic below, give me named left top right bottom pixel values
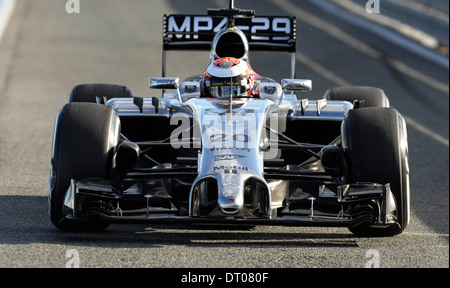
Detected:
left=217, top=175, right=244, bottom=215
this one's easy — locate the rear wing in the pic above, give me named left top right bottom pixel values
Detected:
left=162, top=14, right=297, bottom=77
left=163, top=14, right=296, bottom=52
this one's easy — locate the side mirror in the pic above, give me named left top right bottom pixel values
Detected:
left=278, top=79, right=312, bottom=105
left=149, top=77, right=182, bottom=103
left=281, top=79, right=312, bottom=92
left=149, top=77, right=179, bottom=90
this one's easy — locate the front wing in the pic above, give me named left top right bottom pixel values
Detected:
left=62, top=176, right=399, bottom=230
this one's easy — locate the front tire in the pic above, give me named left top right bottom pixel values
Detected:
left=342, top=107, right=410, bottom=237
left=49, top=103, right=121, bottom=231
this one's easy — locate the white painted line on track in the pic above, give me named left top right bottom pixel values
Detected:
left=0, top=0, right=16, bottom=43
left=333, top=0, right=441, bottom=49
left=308, top=0, right=449, bottom=71
left=387, top=0, right=449, bottom=23
left=403, top=115, right=449, bottom=147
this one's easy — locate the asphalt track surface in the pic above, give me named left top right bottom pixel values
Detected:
left=0, top=0, right=448, bottom=270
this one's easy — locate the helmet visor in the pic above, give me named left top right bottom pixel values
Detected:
left=206, top=77, right=249, bottom=98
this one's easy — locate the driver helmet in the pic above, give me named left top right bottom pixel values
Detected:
left=203, top=57, right=252, bottom=98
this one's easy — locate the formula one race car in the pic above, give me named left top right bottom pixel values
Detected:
left=49, top=0, right=410, bottom=237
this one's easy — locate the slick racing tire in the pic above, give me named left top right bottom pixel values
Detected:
left=324, top=86, right=390, bottom=108
left=49, top=103, right=121, bottom=231
left=342, top=107, right=410, bottom=237
left=69, top=83, right=133, bottom=103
